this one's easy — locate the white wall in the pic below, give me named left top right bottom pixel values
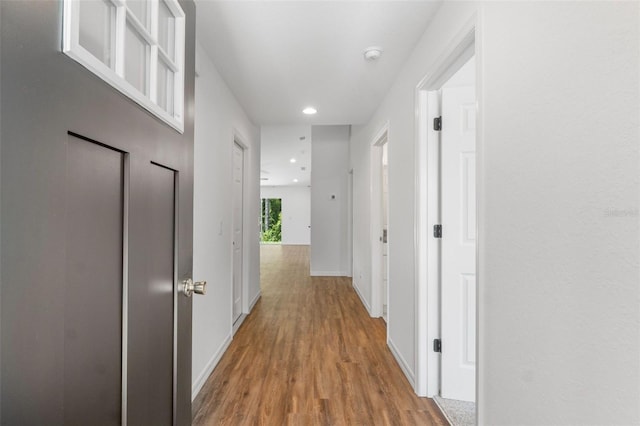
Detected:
left=478, top=3, right=638, bottom=424
left=351, top=1, right=481, bottom=387
left=310, top=125, right=350, bottom=276
left=192, top=42, right=261, bottom=399
left=351, top=1, right=639, bottom=424
left=261, top=186, right=310, bottom=245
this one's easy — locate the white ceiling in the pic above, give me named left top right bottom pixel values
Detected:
left=260, top=125, right=312, bottom=186
left=195, top=0, right=443, bottom=126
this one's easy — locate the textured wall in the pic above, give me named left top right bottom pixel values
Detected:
left=478, top=2, right=639, bottom=424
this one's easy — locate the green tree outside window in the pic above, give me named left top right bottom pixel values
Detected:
left=261, top=198, right=282, bottom=242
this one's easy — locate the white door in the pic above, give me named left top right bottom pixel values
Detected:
left=232, top=143, right=244, bottom=323
left=441, top=85, right=476, bottom=402
left=381, top=142, right=389, bottom=321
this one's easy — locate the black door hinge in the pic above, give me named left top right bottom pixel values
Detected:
left=433, top=224, right=442, bottom=238
left=433, top=339, right=442, bottom=353
left=433, top=116, right=442, bottom=131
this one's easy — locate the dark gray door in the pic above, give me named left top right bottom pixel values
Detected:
left=0, top=1, right=195, bottom=425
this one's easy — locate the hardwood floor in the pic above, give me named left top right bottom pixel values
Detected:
left=192, top=245, right=448, bottom=426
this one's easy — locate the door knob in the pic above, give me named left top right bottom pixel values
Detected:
left=181, top=278, right=207, bottom=297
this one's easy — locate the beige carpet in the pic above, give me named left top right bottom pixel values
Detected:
left=434, top=396, right=476, bottom=426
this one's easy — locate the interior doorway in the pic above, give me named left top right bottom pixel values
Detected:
left=381, top=143, right=389, bottom=322
left=232, top=142, right=245, bottom=326
left=370, top=126, right=389, bottom=320
left=347, top=169, right=354, bottom=277
left=417, top=51, right=477, bottom=423
left=413, top=20, right=478, bottom=423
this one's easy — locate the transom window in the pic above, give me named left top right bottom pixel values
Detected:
left=63, top=0, right=186, bottom=132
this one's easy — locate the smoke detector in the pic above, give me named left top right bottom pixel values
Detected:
left=364, top=46, right=383, bottom=61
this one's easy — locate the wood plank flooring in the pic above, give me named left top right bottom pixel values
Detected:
left=192, top=245, right=448, bottom=426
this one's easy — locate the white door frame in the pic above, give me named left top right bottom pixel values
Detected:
left=370, top=123, right=389, bottom=318
left=347, top=169, right=354, bottom=278
left=232, top=130, right=250, bottom=331
left=413, top=14, right=481, bottom=399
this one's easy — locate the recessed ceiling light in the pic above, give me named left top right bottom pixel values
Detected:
left=290, top=158, right=297, bottom=163
left=303, top=107, right=317, bottom=115
left=293, top=179, right=299, bottom=183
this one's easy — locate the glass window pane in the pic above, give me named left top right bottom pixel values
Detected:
left=127, top=0, right=149, bottom=29
left=78, top=0, right=114, bottom=68
left=157, top=60, right=174, bottom=116
left=158, top=0, right=175, bottom=59
left=124, top=23, right=149, bottom=95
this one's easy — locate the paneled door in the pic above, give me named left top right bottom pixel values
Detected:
left=0, top=1, right=197, bottom=424
left=441, top=85, right=477, bottom=402
left=232, top=142, right=245, bottom=324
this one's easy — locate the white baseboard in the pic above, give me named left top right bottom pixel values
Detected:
left=432, top=397, right=454, bottom=425
left=191, top=333, right=232, bottom=401
left=310, top=270, right=348, bottom=277
left=352, top=281, right=373, bottom=316
left=233, top=314, right=247, bottom=335
left=388, top=337, right=415, bottom=388
left=249, top=290, right=261, bottom=311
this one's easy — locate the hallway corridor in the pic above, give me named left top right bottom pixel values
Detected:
left=192, top=245, right=447, bottom=425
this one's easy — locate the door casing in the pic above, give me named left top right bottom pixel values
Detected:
left=413, top=14, right=479, bottom=400
left=232, top=141, right=245, bottom=327
left=370, top=124, right=389, bottom=319
left=231, top=132, right=250, bottom=333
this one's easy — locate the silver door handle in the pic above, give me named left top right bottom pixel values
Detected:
left=181, top=278, right=207, bottom=297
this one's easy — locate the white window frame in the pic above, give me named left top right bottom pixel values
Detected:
left=63, top=0, right=186, bottom=133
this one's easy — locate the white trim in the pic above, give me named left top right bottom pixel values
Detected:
left=309, top=270, right=348, bottom=277
left=432, top=398, right=455, bottom=426
left=388, top=338, right=415, bottom=388
left=232, top=313, right=247, bottom=335
left=413, top=89, right=440, bottom=398
left=157, top=48, right=179, bottom=72
left=346, top=170, right=354, bottom=278
left=475, top=8, right=486, bottom=421
left=352, top=281, right=373, bottom=316
left=191, top=333, right=232, bottom=401
left=173, top=11, right=185, bottom=124
left=62, top=0, right=185, bottom=132
left=114, top=3, right=126, bottom=76
left=149, top=0, right=158, bottom=45
left=230, top=140, right=246, bottom=325
left=371, top=123, right=390, bottom=150
left=125, top=8, right=153, bottom=45
left=413, top=13, right=478, bottom=399
left=233, top=130, right=251, bottom=318
left=249, top=290, right=261, bottom=311
left=370, top=123, right=389, bottom=319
